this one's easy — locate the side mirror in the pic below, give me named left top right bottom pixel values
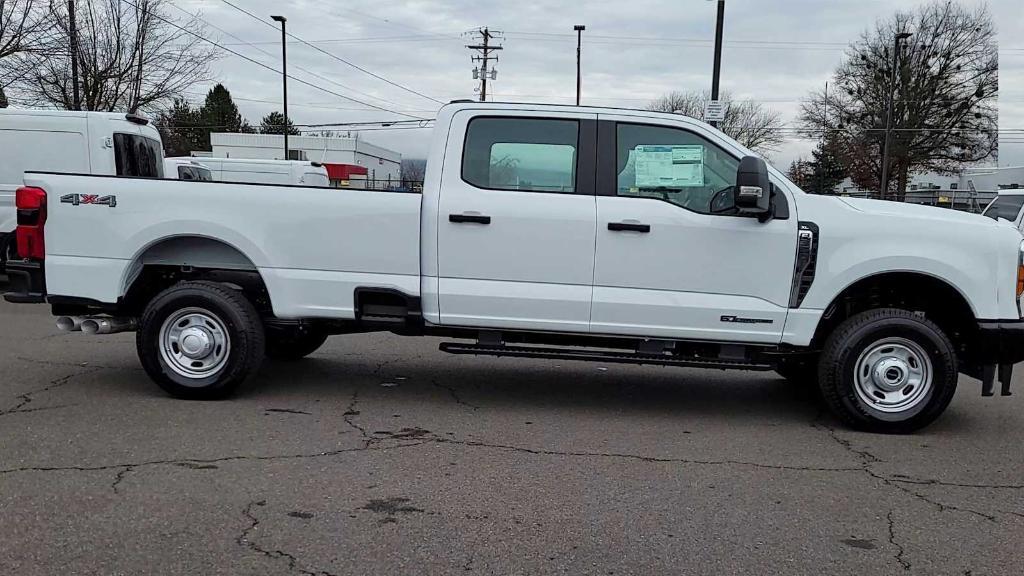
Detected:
left=734, top=156, right=772, bottom=220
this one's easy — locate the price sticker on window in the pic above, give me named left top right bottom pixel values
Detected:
left=634, top=145, right=705, bottom=188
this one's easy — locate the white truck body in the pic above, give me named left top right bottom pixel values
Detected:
left=7, top=102, right=1024, bottom=432
left=166, top=157, right=330, bottom=187
left=0, top=109, right=163, bottom=262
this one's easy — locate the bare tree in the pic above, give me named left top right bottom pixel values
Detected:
left=799, top=0, right=997, bottom=200
left=0, top=0, right=50, bottom=94
left=647, top=90, right=785, bottom=155
left=10, top=0, right=217, bottom=113
left=400, top=158, right=426, bottom=183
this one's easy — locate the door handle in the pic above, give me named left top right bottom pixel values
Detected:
left=449, top=213, right=491, bottom=224
left=608, top=221, right=651, bottom=233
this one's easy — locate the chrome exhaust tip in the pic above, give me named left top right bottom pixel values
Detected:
left=56, top=316, right=85, bottom=332
left=81, top=317, right=137, bottom=335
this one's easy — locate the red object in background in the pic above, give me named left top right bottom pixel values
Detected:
left=323, top=163, right=368, bottom=181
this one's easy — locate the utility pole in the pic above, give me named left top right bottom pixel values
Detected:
left=709, top=0, right=725, bottom=128
left=271, top=15, right=289, bottom=160
left=574, top=25, right=586, bottom=106
left=880, top=31, right=912, bottom=200
left=69, top=0, right=80, bottom=110
left=819, top=81, right=827, bottom=194
left=467, top=27, right=502, bottom=102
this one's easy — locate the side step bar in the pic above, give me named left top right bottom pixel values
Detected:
left=439, top=342, right=773, bottom=371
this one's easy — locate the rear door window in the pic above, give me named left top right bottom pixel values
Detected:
left=982, top=195, right=1024, bottom=223
left=461, top=117, right=579, bottom=193
left=114, top=133, right=164, bottom=178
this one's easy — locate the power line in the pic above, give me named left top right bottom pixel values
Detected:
left=217, top=0, right=444, bottom=105
left=167, top=2, right=419, bottom=113
left=117, top=0, right=424, bottom=120
left=466, top=27, right=502, bottom=102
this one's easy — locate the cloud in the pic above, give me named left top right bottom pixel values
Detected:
left=175, top=0, right=1020, bottom=168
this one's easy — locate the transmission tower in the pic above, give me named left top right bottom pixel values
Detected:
left=466, top=27, right=503, bottom=102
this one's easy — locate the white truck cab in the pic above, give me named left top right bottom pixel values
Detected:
left=0, top=109, right=163, bottom=269
left=6, top=102, right=1024, bottom=433
left=165, top=157, right=330, bottom=187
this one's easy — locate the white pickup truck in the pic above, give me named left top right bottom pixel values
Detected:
left=6, top=102, right=1024, bottom=433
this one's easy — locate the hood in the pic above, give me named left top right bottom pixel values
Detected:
left=836, top=196, right=1002, bottom=227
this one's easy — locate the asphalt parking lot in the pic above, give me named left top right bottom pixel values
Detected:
left=1, top=281, right=1022, bottom=575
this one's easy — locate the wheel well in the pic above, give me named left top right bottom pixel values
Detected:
left=811, top=272, right=977, bottom=356
left=121, top=237, right=269, bottom=316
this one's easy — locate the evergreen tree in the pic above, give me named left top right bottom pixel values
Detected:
left=199, top=84, right=254, bottom=148
left=157, top=99, right=204, bottom=157
left=806, top=139, right=847, bottom=194
left=259, top=111, right=300, bottom=136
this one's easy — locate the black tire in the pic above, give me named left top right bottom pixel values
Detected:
left=818, top=308, right=957, bottom=434
left=265, top=327, right=328, bottom=360
left=137, top=281, right=265, bottom=400
left=0, top=233, right=13, bottom=274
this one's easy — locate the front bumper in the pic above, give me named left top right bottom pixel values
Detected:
left=973, top=320, right=1024, bottom=396
left=3, top=260, right=46, bottom=304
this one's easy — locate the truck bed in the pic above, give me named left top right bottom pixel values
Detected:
left=27, top=172, right=422, bottom=319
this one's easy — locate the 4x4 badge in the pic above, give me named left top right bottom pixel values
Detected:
left=60, top=194, right=117, bottom=208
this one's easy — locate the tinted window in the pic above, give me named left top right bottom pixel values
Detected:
left=114, top=133, right=163, bottom=178
left=177, top=165, right=212, bottom=181
left=462, top=117, right=578, bottom=193
left=615, top=123, right=739, bottom=214
left=982, top=195, right=1024, bottom=222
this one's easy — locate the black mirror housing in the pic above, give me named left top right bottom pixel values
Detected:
left=734, top=156, right=771, bottom=218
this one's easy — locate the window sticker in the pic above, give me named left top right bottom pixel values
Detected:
left=633, top=144, right=705, bottom=188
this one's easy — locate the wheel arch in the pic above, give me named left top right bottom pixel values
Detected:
left=119, top=235, right=273, bottom=315
left=810, top=270, right=978, bottom=354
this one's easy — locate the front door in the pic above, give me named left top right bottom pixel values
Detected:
left=437, top=111, right=598, bottom=331
left=591, top=117, right=798, bottom=343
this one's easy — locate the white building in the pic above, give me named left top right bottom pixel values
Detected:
left=208, top=133, right=402, bottom=189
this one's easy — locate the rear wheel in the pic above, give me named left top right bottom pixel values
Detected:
left=818, top=308, right=957, bottom=434
left=137, top=281, right=265, bottom=400
left=265, top=327, right=328, bottom=360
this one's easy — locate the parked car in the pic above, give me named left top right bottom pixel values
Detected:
left=981, top=191, right=1024, bottom=230
left=6, top=102, right=1024, bottom=433
left=0, top=109, right=163, bottom=271
left=165, top=157, right=329, bottom=187
left=164, top=158, right=213, bottom=181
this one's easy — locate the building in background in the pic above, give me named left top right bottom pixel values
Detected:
left=207, top=133, right=402, bottom=189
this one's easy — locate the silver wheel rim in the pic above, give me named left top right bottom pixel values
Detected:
left=159, top=307, right=231, bottom=380
left=853, top=337, right=932, bottom=413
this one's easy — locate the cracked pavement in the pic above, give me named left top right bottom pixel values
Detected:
left=0, top=293, right=1022, bottom=574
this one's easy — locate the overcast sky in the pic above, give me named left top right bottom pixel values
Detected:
left=175, top=0, right=1022, bottom=170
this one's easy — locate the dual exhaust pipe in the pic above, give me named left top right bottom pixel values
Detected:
left=56, top=316, right=137, bottom=335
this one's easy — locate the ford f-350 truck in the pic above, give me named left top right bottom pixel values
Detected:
left=6, top=102, right=1024, bottom=433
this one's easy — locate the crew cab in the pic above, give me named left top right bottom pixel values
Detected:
left=6, top=102, right=1024, bottom=433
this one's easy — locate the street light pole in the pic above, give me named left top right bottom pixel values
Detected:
left=69, top=0, right=80, bottom=110
left=709, top=0, right=725, bottom=128
left=271, top=15, right=289, bottom=160
left=880, top=31, right=912, bottom=200
left=574, top=25, right=585, bottom=106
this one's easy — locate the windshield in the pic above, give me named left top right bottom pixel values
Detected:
left=982, top=195, right=1024, bottom=222
left=114, top=133, right=164, bottom=178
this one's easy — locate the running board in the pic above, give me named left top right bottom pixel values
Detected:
left=438, top=342, right=773, bottom=370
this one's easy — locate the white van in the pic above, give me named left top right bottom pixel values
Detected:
left=0, top=109, right=163, bottom=269
left=981, top=190, right=1024, bottom=230
left=166, top=157, right=329, bottom=187
left=164, top=158, right=213, bottom=181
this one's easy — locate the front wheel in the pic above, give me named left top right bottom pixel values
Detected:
left=818, top=308, right=958, bottom=434
left=137, top=281, right=265, bottom=400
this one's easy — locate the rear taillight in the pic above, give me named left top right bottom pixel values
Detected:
left=15, top=186, right=46, bottom=260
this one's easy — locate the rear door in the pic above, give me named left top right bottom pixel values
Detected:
left=591, top=116, right=798, bottom=343
left=436, top=110, right=598, bottom=331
